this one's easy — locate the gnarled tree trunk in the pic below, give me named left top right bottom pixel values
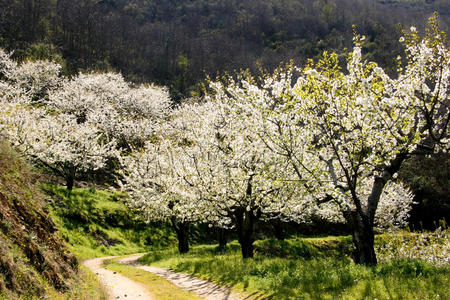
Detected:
left=347, top=210, right=377, bottom=265
left=217, top=227, right=228, bottom=253
left=171, top=218, right=190, bottom=254
left=346, top=153, right=408, bottom=265
left=64, top=167, right=77, bottom=191
left=235, top=208, right=258, bottom=258
left=273, top=218, right=285, bottom=241
left=66, top=176, right=74, bottom=191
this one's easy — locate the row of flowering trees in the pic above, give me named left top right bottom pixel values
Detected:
left=121, top=19, right=449, bottom=264
left=1, top=18, right=448, bottom=265
left=0, top=51, right=171, bottom=189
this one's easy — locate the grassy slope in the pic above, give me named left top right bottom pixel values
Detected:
left=44, top=184, right=176, bottom=259
left=0, top=142, right=106, bottom=300
left=140, top=236, right=450, bottom=299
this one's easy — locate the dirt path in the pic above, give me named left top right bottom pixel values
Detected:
left=83, top=255, right=153, bottom=300
left=118, top=255, right=242, bottom=300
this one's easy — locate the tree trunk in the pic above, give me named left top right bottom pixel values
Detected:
left=347, top=210, right=377, bottom=265
left=234, top=175, right=260, bottom=258
left=217, top=228, right=228, bottom=253
left=65, top=167, right=77, bottom=191
left=172, top=219, right=189, bottom=254
left=240, top=237, right=254, bottom=258
left=177, top=226, right=189, bottom=254
left=235, top=209, right=257, bottom=259
left=349, top=152, right=407, bottom=265
left=273, top=219, right=285, bottom=241
left=66, top=176, right=74, bottom=191
left=344, top=153, right=408, bottom=265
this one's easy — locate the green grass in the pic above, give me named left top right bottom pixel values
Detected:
left=139, top=237, right=450, bottom=299
left=103, top=259, right=200, bottom=300
left=44, top=184, right=176, bottom=259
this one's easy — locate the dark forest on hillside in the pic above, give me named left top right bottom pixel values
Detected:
left=1, top=0, right=449, bottom=99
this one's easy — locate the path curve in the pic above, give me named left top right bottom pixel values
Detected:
left=118, top=255, right=242, bottom=300
left=83, top=255, right=153, bottom=300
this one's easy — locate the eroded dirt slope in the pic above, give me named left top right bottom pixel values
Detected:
left=0, top=142, right=78, bottom=299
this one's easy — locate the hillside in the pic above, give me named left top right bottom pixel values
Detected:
left=44, top=184, right=177, bottom=259
left=0, top=141, right=104, bottom=299
left=1, top=0, right=449, bottom=100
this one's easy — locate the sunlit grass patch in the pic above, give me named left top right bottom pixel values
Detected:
left=375, top=229, right=450, bottom=265
left=140, top=236, right=450, bottom=299
left=44, top=184, right=176, bottom=259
